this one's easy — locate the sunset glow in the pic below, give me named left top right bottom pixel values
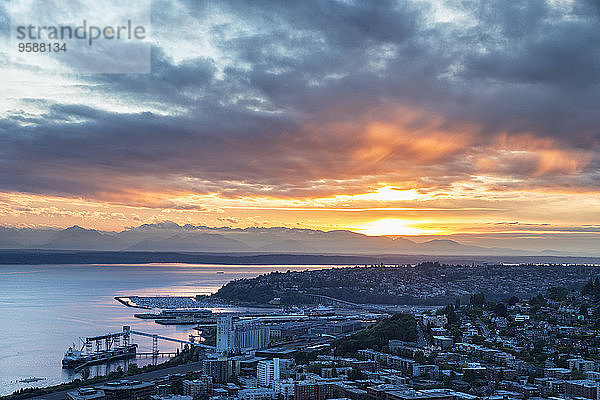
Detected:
left=353, top=218, right=441, bottom=237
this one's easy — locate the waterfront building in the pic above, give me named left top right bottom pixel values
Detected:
left=235, top=320, right=270, bottom=352
left=217, top=316, right=270, bottom=354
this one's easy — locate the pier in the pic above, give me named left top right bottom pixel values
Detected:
left=128, top=328, right=215, bottom=351
left=136, top=352, right=179, bottom=358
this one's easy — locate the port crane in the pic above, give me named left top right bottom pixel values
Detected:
left=67, top=328, right=133, bottom=359
left=65, top=326, right=215, bottom=371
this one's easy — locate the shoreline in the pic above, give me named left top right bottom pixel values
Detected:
left=3, top=250, right=600, bottom=266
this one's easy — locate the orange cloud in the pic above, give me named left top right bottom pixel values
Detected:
left=499, top=133, right=590, bottom=175
left=355, top=120, right=472, bottom=165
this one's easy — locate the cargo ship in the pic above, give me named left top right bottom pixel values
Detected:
left=62, top=343, right=137, bottom=368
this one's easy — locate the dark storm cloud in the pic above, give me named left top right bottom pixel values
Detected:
left=1, top=0, right=600, bottom=200
left=454, top=0, right=600, bottom=143
left=91, top=48, right=217, bottom=105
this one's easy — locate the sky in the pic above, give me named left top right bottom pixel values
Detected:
left=1, top=0, right=600, bottom=252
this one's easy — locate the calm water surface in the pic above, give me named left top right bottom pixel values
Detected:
left=0, top=263, right=332, bottom=396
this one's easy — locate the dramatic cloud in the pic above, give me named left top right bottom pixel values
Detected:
left=1, top=0, right=599, bottom=249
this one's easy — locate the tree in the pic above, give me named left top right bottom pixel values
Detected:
left=582, top=277, right=600, bottom=298
left=547, top=286, right=568, bottom=301
left=306, top=364, right=323, bottom=375
left=172, top=379, right=184, bottom=394
left=496, top=369, right=504, bottom=383
left=414, top=351, right=426, bottom=363
left=81, top=368, right=90, bottom=380
left=471, top=335, right=485, bottom=345
left=582, top=278, right=594, bottom=296
left=494, top=303, right=508, bottom=317
left=568, top=370, right=584, bottom=379
left=334, top=314, right=418, bottom=355
left=443, top=305, right=459, bottom=326
left=508, top=296, right=520, bottom=306
left=442, top=373, right=451, bottom=387
left=530, top=293, right=546, bottom=306
left=463, top=369, right=477, bottom=383
left=470, top=292, right=485, bottom=308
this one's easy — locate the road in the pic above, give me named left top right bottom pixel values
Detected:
left=26, top=362, right=203, bottom=400
left=304, top=293, right=391, bottom=312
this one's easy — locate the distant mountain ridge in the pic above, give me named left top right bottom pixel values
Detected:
left=126, top=233, right=252, bottom=252
left=0, top=222, right=580, bottom=256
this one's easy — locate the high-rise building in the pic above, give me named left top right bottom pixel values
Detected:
left=216, top=316, right=234, bottom=353
left=257, top=358, right=280, bottom=387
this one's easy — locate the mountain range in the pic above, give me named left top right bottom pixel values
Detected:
left=0, top=222, right=575, bottom=256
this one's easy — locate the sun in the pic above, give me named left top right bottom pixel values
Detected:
left=352, top=218, right=439, bottom=236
